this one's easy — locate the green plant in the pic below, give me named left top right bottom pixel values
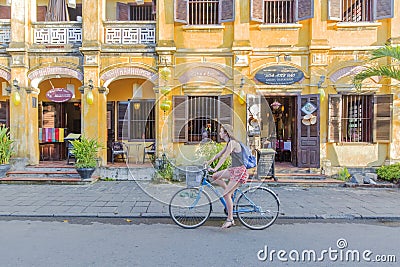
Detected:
left=376, top=163, right=400, bottom=183
left=156, top=160, right=174, bottom=181
left=101, top=177, right=115, bottom=181
left=337, top=167, right=351, bottom=181
left=0, top=125, right=13, bottom=165
left=196, top=141, right=231, bottom=171
left=70, top=136, right=102, bottom=168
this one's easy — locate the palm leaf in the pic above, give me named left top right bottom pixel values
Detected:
left=354, top=66, right=400, bottom=89
left=370, top=45, right=400, bottom=61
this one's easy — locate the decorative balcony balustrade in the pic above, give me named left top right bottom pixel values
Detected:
left=0, top=22, right=11, bottom=46
left=32, top=22, right=82, bottom=45
left=104, top=21, right=156, bottom=45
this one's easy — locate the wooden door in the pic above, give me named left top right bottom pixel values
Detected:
left=297, top=94, right=320, bottom=168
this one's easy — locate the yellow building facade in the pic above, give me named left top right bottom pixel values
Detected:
left=0, top=0, right=399, bottom=174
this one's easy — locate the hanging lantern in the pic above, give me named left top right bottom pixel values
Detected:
left=160, top=99, right=171, bottom=111
left=12, top=91, right=21, bottom=106
left=86, top=90, right=94, bottom=105
left=160, top=86, right=172, bottom=96
left=160, top=67, right=171, bottom=81
left=238, top=90, right=246, bottom=105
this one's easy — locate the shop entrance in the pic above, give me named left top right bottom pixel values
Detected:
left=264, top=96, right=297, bottom=166
left=39, top=102, right=81, bottom=161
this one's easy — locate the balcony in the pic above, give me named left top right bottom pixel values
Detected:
left=0, top=22, right=11, bottom=47
left=103, top=21, right=156, bottom=46
left=32, top=22, right=82, bottom=46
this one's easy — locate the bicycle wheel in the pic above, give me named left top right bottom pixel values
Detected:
left=169, top=187, right=212, bottom=229
left=236, top=187, right=279, bottom=230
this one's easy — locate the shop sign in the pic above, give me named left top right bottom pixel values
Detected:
left=46, top=88, right=73, bottom=102
left=255, top=65, right=304, bottom=85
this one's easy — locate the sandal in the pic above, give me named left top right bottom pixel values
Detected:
left=221, top=219, right=235, bottom=229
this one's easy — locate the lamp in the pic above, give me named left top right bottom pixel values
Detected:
left=238, top=77, right=246, bottom=105
left=134, top=102, right=141, bottom=110
left=86, top=79, right=94, bottom=105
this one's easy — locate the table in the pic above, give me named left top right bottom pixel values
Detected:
left=128, top=144, right=142, bottom=164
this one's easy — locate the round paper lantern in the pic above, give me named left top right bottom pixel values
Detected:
left=160, top=100, right=171, bottom=111
left=160, top=86, right=171, bottom=95
left=86, top=91, right=94, bottom=105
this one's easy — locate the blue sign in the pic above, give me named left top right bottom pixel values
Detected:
left=255, top=65, right=304, bottom=85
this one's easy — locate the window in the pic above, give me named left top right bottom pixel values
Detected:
left=117, top=1, right=156, bottom=21
left=173, top=95, right=232, bottom=143
left=265, top=0, right=294, bottom=24
left=118, top=100, right=155, bottom=141
left=251, top=0, right=314, bottom=23
left=0, top=101, right=9, bottom=127
left=328, top=94, right=392, bottom=143
left=328, top=0, right=394, bottom=22
left=174, top=0, right=234, bottom=25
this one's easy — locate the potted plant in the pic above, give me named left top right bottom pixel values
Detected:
left=70, top=136, right=102, bottom=180
left=0, top=125, right=13, bottom=178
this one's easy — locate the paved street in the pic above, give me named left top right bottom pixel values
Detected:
left=0, top=181, right=399, bottom=220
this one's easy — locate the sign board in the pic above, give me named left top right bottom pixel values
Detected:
left=257, top=149, right=275, bottom=178
left=255, top=65, right=304, bottom=85
left=46, top=88, right=73, bottom=103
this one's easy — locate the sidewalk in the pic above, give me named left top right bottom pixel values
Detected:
left=0, top=181, right=399, bottom=220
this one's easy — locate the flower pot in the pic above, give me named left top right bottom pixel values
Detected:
left=76, top=168, right=95, bottom=180
left=0, top=164, right=10, bottom=178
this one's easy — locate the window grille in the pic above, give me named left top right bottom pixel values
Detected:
left=342, top=95, right=372, bottom=142
left=130, top=4, right=155, bottom=21
left=189, top=0, right=219, bottom=25
left=264, top=0, right=294, bottom=24
left=342, top=0, right=371, bottom=22
left=188, top=96, right=219, bottom=142
left=118, top=100, right=155, bottom=141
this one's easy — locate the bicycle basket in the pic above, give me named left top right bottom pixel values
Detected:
left=185, top=166, right=203, bottom=187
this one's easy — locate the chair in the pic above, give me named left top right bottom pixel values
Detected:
left=143, top=143, right=156, bottom=163
left=111, top=141, right=129, bottom=163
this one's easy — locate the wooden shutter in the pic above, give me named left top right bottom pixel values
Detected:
left=328, top=94, right=342, bottom=142
left=117, top=2, right=130, bottom=21
left=36, top=6, right=47, bottom=21
left=219, top=0, right=234, bottom=23
left=218, top=94, right=233, bottom=127
left=250, top=0, right=264, bottom=22
left=328, top=0, right=342, bottom=21
left=118, top=102, right=129, bottom=140
left=174, top=0, right=188, bottom=23
left=0, top=5, right=11, bottom=19
left=373, top=94, right=392, bottom=142
left=373, top=0, right=394, bottom=20
left=173, top=96, right=188, bottom=142
left=295, top=0, right=314, bottom=22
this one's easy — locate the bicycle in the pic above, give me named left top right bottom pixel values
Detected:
left=169, top=166, right=280, bottom=230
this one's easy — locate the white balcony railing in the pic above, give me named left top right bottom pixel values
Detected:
left=0, top=22, right=11, bottom=45
left=32, top=22, right=82, bottom=45
left=104, top=21, right=155, bottom=45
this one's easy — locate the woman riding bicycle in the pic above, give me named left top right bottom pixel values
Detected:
left=206, top=124, right=249, bottom=229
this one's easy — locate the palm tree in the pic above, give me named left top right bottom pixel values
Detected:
left=353, top=45, right=400, bottom=89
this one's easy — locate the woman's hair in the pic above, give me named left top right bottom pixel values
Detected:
left=221, top=124, right=235, bottom=140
